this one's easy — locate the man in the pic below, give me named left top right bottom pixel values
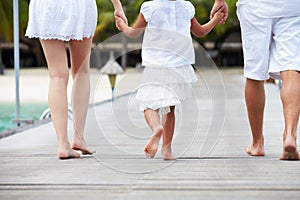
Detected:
left=237, top=0, right=300, bottom=160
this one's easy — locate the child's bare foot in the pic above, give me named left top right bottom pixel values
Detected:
left=162, top=145, right=176, bottom=160
left=280, top=135, right=299, bottom=160
left=72, top=139, right=96, bottom=155
left=245, top=144, right=265, bottom=156
left=58, top=148, right=80, bottom=159
left=144, top=125, right=163, bottom=158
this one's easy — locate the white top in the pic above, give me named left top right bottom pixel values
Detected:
left=237, top=0, right=300, bottom=18
left=140, top=0, right=195, bottom=67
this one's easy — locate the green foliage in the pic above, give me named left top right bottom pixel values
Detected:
left=94, top=0, right=239, bottom=43
left=94, top=0, right=145, bottom=41
left=0, top=0, right=239, bottom=44
left=19, top=0, right=29, bottom=37
left=190, top=0, right=239, bottom=44
left=94, top=0, right=115, bottom=41
left=213, top=0, right=240, bottom=41
left=0, top=0, right=29, bottom=42
left=0, top=0, right=13, bottom=41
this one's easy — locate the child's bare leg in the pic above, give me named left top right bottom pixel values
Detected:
left=144, top=108, right=163, bottom=158
left=280, top=70, right=300, bottom=160
left=69, top=38, right=95, bottom=155
left=40, top=39, right=80, bottom=159
left=161, top=106, right=176, bottom=160
left=245, top=78, right=265, bottom=156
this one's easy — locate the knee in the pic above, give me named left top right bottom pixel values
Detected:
left=71, top=66, right=89, bottom=78
left=246, top=78, right=264, bottom=86
left=49, top=69, right=69, bottom=83
left=281, top=70, right=300, bottom=80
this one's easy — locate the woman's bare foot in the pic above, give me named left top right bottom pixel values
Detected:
left=144, top=126, right=163, bottom=158
left=58, top=148, right=80, bottom=159
left=72, top=139, right=96, bottom=155
left=246, top=144, right=265, bottom=156
left=162, top=145, right=176, bottom=160
left=280, top=135, right=299, bottom=160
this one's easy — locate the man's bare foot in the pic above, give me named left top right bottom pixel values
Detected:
left=144, top=126, right=163, bottom=158
left=58, top=149, right=80, bottom=159
left=280, top=149, right=300, bottom=160
left=72, top=140, right=96, bottom=155
left=245, top=144, right=265, bottom=156
left=162, top=146, right=176, bottom=160
left=280, top=135, right=299, bottom=160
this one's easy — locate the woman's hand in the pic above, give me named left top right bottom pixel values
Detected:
left=111, top=0, right=128, bottom=25
left=114, top=9, right=128, bottom=25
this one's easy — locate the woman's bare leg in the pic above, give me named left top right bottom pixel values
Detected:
left=40, top=39, right=79, bottom=159
left=280, top=70, right=300, bottom=160
left=69, top=38, right=95, bottom=155
left=144, top=109, right=163, bottom=158
left=161, top=106, right=176, bottom=160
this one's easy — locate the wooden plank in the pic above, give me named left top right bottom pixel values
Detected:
left=0, top=68, right=299, bottom=200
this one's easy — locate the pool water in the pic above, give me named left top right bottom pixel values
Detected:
left=0, top=103, right=48, bottom=133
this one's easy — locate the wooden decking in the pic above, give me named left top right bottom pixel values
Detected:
left=0, top=68, right=299, bottom=199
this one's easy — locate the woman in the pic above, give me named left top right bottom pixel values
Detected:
left=25, top=0, right=127, bottom=159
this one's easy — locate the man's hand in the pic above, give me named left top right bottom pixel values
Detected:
left=210, top=0, right=228, bottom=24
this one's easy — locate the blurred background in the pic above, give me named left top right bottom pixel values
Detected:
left=0, top=0, right=241, bottom=133
left=0, top=0, right=241, bottom=70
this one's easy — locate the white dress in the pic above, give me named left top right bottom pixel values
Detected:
left=25, top=0, right=97, bottom=41
left=136, top=0, right=198, bottom=114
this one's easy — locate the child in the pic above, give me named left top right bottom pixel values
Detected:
left=116, top=0, right=224, bottom=160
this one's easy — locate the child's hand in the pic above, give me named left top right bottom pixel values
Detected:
left=115, top=16, right=127, bottom=31
left=213, top=8, right=225, bottom=23
left=210, top=1, right=228, bottom=24
left=114, top=10, right=128, bottom=25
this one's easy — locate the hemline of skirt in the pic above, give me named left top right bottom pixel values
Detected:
left=25, top=33, right=95, bottom=42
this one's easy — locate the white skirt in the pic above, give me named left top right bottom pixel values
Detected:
left=136, top=65, right=198, bottom=114
left=25, top=0, right=97, bottom=41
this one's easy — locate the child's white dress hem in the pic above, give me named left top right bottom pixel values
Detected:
left=136, top=65, right=197, bottom=115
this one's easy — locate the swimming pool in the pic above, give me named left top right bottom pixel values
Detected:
left=0, top=103, right=48, bottom=133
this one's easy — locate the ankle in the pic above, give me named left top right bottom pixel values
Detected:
left=252, top=137, right=264, bottom=146
left=58, top=140, right=71, bottom=149
left=283, top=131, right=297, bottom=140
left=162, top=144, right=172, bottom=151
